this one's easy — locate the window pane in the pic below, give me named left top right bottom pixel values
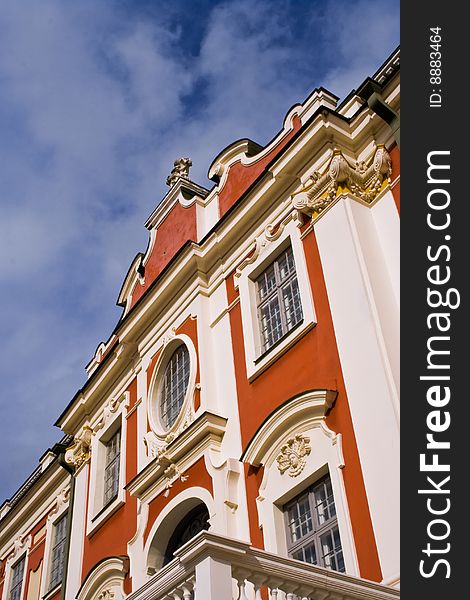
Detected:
left=281, top=279, right=303, bottom=330
left=257, top=265, right=277, bottom=301
left=286, top=494, right=313, bottom=543
left=313, top=478, right=336, bottom=525
left=320, top=527, right=345, bottom=572
left=104, top=430, right=121, bottom=505
left=277, top=247, right=296, bottom=281
left=284, top=476, right=344, bottom=574
left=49, top=513, right=68, bottom=590
left=259, top=297, right=283, bottom=350
left=255, top=245, right=303, bottom=353
left=293, top=542, right=317, bottom=565
left=159, top=345, right=190, bottom=429
left=9, top=557, right=25, bottom=600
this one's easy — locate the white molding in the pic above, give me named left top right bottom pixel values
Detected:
left=146, top=334, right=198, bottom=446
left=256, top=422, right=359, bottom=578
left=143, top=486, right=216, bottom=578
left=125, top=531, right=399, bottom=600
left=242, top=389, right=337, bottom=467
left=0, top=464, right=68, bottom=561
left=76, top=556, right=129, bottom=600
left=86, top=393, right=129, bottom=536
left=236, top=218, right=318, bottom=381
left=127, top=411, right=227, bottom=502
left=39, top=487, right=70, bottom=599
left=314, top=196, right=400, bottom=581
left=1, top=537, right=30, bottom=600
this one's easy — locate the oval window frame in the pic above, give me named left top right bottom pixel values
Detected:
left=148, top=334, right=197, bottom=438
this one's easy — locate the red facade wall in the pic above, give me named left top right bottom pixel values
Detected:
left=130, top=203, right=197, bottom=309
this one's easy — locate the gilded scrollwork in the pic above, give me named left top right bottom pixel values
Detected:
left=292, top=144, right=392, bottom=218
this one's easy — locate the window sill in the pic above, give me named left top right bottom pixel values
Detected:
left=42, top=583, right=61, bottom=600
left=254, top=320, right=304, bottom=364
left=87, top=496, right=125, bottom=537
left=248, top=319, right=316, bottom=382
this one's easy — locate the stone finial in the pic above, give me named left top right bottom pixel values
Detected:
left=166, top=157, right=192, bottom=187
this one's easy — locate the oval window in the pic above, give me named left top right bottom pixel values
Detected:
left=158, top=344, right=190, bottom=429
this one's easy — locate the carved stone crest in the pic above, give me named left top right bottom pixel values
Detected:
left=166, top=157, right=192, bottom=187
left=97, top=590, right=114, bottom=600
left=276, top=434, right=311, bottom=477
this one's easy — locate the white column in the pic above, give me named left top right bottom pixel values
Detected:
left=194, top=556, right=233, bottom=600
left=65, top=464, right=89, bottom=600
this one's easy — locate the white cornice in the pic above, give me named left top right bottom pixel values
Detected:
left=0, top=462, right=68, bottom=557
left=127, top=411, right=227, bottom=502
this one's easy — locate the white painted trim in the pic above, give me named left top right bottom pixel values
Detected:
left=86, top=393, right=129, bottom=536
left=143, top=486, right=215, bottom=578
left=65, top=465, right=88, bottom=600
left=256, top=419, right=360, bottom=578
left=243, top=389, right=337, bottom=466
left=314, top=197, right=400, bottom=581
left=146, top=334, right=198, bottom=442
left=1, top=542, right=30, bottom=600
left=76, top=556, right=128, bottom=600
left=237, top=218, right=317, bottom=380
left=38, top=489, right=70, bottom=599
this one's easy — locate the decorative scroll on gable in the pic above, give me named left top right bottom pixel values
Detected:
left=292, top=144, right=392, bottom=219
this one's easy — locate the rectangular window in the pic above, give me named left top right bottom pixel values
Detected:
left=256, top=246, right=303, bottom=353
left=9, top=556, right=25, bottom=600
left=103, top=429, right=121, bottom=506
left=49, top=514, right=67, bottom=590
left=284, top=475, right=345, bottom=573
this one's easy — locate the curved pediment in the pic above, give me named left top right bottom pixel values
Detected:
left=241, top=389, right=337, bottom=468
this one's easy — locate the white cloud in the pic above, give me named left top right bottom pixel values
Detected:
left=0, top=0, right=398, bottom=500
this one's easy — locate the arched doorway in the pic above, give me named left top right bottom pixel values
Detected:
left=162, top=504, right=210, bottom=566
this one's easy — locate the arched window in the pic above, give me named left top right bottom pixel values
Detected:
left=159, top=344, right=190, bottom=429
left=162, top=504, right=209, bottom=566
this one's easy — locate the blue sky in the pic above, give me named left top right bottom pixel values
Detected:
left=0, top=0, right=399, bottom=502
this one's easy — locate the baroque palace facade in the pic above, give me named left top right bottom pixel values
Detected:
left=0, top=49, right=400, bottom=600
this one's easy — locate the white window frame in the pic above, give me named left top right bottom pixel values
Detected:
left=147, top=334, right=198, bottom=440
left=237, top=219, right=317, bottom=381
left=46, top=511, right=68, bottom=593
left=1, top=551, right=27, bottom=600
left=256, top=421, right=359, bottom=577
left=87, top=395, right=128, bottom=535
left=39, top=500, right=69, bottom=600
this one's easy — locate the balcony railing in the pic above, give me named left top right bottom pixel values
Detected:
left=127, top=531, right=399, bottom=600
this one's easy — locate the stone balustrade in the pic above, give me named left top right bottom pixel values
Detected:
left=126, top=531, right=400, bottom=600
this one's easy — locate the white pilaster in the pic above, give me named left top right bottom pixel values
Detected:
left=314, top=196, right=399, bottom=582
left=65, top=464, right=89, bottom=600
